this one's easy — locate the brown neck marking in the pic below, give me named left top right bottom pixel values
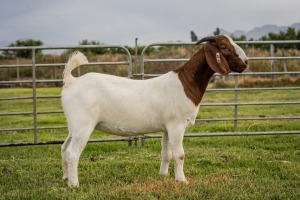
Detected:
left=174, top=48, right=215, bottom=106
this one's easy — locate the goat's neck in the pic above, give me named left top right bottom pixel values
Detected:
left=174, top=48, right=214, bottom=106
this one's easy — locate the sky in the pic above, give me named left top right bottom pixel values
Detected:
left=1, top=0, right=300, bottom=47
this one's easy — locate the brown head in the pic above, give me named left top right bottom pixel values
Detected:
left=196, top=35, right=249, bottom=75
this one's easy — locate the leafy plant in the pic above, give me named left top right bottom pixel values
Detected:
left=3, top=39, right=43, bottom=58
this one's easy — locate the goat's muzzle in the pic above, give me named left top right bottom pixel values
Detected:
left=237, top=61, right=249, bottom=73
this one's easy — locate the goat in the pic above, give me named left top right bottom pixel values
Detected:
left=61, top=35, right=249, bottom=187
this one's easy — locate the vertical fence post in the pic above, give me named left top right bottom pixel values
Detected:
left=140, top=46, right=146, bottom=80
left=16, top=58, right=20, bottom=80
left=32, top=48, right=38, bottom=143
left=270, top=44, right=275, bottom=80
left=234, top=75, right=239, bottom=132
left=128, top=137, right=132, bottom=147
left=141, top=135, right=145, bottom=146
left=125, top=46, right=133, bottom=79
left=135, top=38, right=138, bottom=76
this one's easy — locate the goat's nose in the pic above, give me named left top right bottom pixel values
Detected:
left=245, top=60, right=249, bottom=65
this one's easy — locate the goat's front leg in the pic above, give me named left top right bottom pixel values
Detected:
left=160, top=131, right=172, bottom=176
left=167, top=124, right=188, bottom=184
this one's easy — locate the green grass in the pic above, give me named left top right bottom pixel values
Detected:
left=0, top=136, right=300, bottom=199
left=0, top=87, right=300, bottom=199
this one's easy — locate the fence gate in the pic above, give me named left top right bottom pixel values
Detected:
left=0, top=45, right=133, bottom=147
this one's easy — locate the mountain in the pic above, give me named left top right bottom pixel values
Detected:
left=291, top=22, right=300, bottom=30
left=215, top=22, right=300, bottom=40
left=246, top=24, right=287, bottom=39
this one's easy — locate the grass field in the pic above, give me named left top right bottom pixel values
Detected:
left=0, top=87, right=300, bottom=199
left=0, top=136, right=300, bottom=199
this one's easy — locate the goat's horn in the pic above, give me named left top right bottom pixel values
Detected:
left=195, top=36, right=217, bottom=45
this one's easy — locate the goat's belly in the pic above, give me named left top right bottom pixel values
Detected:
left=95, top=121, right=163, bottom=136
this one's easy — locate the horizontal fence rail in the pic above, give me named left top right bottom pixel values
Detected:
left=1, top=40, right=300, bottom=147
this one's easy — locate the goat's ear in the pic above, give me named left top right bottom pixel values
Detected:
left=204, top=43, right=230, bottom=75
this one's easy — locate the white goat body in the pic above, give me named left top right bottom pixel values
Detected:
left=62, top=63, right=198, bottom=136
left=61, top=52, right=197, bottom=187
left=61, top=35, right=249, bottom=187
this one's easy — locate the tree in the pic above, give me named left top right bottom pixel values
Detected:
left=79, top=40, right=109, bottom=55
left=230, top=35, right=248, bottom=49
left=231, top=35, right=247, bottom=41
left=214, top=27, right=221, bottom=36
left=4, top=39, right=43, bottom=58
left=259, top=27, right=300, bottom=50
left=190, top=31, right=198, bottom=42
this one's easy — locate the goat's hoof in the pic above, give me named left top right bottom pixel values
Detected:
left=67, top=181, right=79, bottom=188
left=176, top=179, right=189, bottom=185
left=68, top=183, right=79, bottom=188
left=159, top=172, right=169, bottom=177
left=183, top=180, right=189, bottom=185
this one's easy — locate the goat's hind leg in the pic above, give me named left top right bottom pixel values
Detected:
left=160, top=131, right=172, bottom=176
left=65, top=124, right=95, bottom=187
left=61, top=134, right=72, bottom=181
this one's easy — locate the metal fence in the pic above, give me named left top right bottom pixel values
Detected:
left=138, top=40, right=300, bottom=140
left=0, top=45, right=132, bottom=147
left=0, top=41, right=300, bottom=147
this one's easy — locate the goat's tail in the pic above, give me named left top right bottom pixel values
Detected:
left=63, top=51, right=88, bottom=87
